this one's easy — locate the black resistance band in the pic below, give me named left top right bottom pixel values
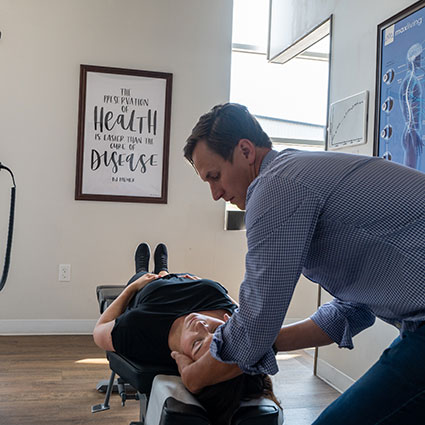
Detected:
left=0, top=163, right=16, bottom=291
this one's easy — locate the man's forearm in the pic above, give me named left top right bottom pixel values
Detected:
left=275, top=318, right=334, bottom=352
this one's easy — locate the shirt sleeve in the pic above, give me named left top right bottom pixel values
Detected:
left=111, top=311, right=132, bottom=355
left=111, top=310, right=151, bottom=360
left=310, top=299, right=376, bottom=349
left=210, top=176, right=323, bottom=374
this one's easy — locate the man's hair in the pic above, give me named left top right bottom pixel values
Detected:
left=195, top=373, right=280, bottom=425
left=184, top=103, right=272, bottom=164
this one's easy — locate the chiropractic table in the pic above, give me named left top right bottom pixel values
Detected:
left=94, top=285, right=283, bottom=425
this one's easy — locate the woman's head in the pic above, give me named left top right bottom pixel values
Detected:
left=168, top=312, right=280, bottom=424
left=177, top=312, right=227, bottom=361
left=195, top=373, right=281, bottom=425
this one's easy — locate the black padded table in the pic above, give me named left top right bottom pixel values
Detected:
left=94, top=285, right=282, bottom=425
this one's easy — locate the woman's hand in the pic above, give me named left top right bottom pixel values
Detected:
left=180, top=274, right=201, bottom=280
left=129, top=273, right=158, bottom=292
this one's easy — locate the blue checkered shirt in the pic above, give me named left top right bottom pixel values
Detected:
left=210, top=149, right=425, bottom=375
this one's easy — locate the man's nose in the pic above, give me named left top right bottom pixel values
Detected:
left=210, top=183, right=224, bottom=201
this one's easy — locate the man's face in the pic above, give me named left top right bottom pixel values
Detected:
left=179, top=313, right=225, bottom=361
left=192, top=140, right=253, bottom=210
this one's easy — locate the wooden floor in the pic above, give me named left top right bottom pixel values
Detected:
left=0, top=335, right=339, bottom=425
left=273, top=351, right=340, bottom=424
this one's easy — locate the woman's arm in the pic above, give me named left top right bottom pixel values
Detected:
left=93, top=273, right=158, bottom=351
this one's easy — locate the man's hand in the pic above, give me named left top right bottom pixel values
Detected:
left=171, top=351, right=195, bottom=378
left=171, top=349, right=242, bottom=393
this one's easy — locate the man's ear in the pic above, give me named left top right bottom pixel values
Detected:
left=237, top=139, right=256, bottom=164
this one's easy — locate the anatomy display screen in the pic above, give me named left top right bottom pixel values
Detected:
left=378, top=5, right=425, bottom=173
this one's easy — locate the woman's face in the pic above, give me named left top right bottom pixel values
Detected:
left=179, top=312, right=225, bottom=361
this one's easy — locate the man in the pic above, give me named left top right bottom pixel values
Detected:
left=172, top=103, right=425, bottom=424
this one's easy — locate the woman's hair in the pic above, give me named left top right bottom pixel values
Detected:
left=184, top=103, right=272, bottom=165
left=194, top=373, right=280, bottom=425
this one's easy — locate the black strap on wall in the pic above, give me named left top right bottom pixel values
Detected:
left=0, top=163, right=16, bottom=292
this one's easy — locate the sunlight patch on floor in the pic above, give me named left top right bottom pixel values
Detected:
left=75, top=358, right=109, bottom=365
left=276, top=353, right=301, bottom=361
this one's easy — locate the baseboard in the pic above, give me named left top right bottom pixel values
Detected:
left=0, top=319, right=97, bottom=335
left=315, top=356, right=355, bottom=393
left=0, top=317, right=302, bottom=336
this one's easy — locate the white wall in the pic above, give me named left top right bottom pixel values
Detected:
left=270, top=0, right=417, bottom=390
left=0, top=0, right=241, bottom=332
left=0, top=0, right=316, bottom=334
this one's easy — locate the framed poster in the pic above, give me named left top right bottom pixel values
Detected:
left=374, top=1, right=425, bottom=173
left=328, top=91, right=368, bottom=150
left=75, top=65, right=173, bottom=203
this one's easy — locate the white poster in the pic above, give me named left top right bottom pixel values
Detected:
left=328, top=91, right=368, bottom=150
left=75, top=65, right=172, bottom=203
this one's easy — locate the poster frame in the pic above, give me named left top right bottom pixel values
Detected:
left=75, top=64, right=172, bottom=203
left=374, top=0, right=425, bottom=173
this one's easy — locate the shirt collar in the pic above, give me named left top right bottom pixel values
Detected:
left=259, top=150, right=279, bottom=175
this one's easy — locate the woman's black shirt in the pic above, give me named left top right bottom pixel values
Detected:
left=111, top=274, right=237, bottom=368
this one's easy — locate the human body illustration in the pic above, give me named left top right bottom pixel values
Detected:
left=398, top=42, right=425, bottom=169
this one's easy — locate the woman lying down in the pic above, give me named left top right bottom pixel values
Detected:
left=93, top=242, right=281, bottom=425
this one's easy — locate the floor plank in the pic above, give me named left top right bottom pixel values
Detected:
left=0, top=336, right=339, bottom=424
left=273, top=351, right=340, bottom=423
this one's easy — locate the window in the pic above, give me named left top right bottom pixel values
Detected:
left=231, top=0, right=329, bottom=150
left=225, top=1, right=331, bottom=230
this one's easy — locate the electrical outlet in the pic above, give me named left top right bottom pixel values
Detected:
left=59, top=264, right=71, bottom=282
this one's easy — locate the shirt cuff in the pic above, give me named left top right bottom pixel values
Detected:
left=310, top=303, right=355, bottom=349
left=311, top=299, right=376, bottom=350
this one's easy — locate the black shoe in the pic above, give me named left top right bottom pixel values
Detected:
left=135, top=243, right=150, bottom=273
left=154, top=243, right=168, bottom=274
